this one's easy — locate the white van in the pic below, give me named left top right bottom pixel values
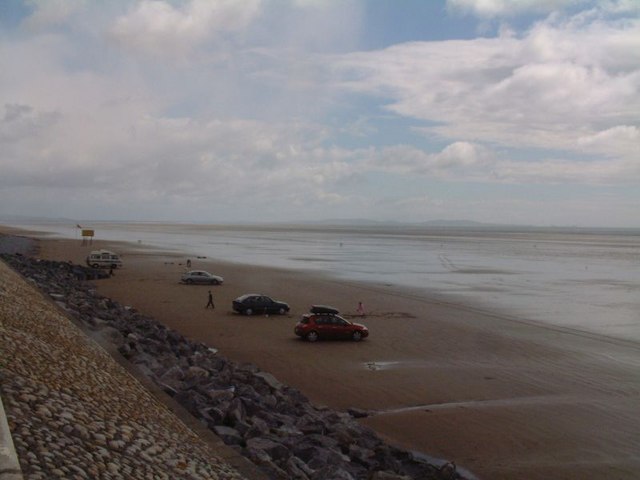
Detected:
left=86, top=250, right=123, bottom=269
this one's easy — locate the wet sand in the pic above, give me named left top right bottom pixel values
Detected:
left=13, top=230, right=640, bottom=479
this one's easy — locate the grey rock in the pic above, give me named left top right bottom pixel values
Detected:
left=370, top=472, right=413, bottom=480
left=185, top=365, right=210, bottom=379
left=213, top=426, right=243, bottom=445
left=310, top=465, right=356, bottom=480
left=246, top=437, right=291, bottom=462
left=225, top=397, right=246, bottom=426
left=206, top=388, right=235, bottom=403
left=254, top=371, right=283, bottom=391
left=347, top=407, right=371, bottom=418
left=287, top=456, right=314, bottom=479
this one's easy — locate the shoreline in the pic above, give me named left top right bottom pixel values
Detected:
left=8, top=221, right=640, bottom=344
left=5, top=226, right=640, bottom=479
left=20, top=225, right=640, bottom=351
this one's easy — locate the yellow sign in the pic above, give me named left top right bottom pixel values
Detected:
left=81, top=229, right=94, bottom=237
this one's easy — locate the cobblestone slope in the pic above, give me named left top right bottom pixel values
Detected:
left=0, top=260, right=248, bottom=480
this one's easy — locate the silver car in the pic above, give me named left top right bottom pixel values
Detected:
left=181, top=270, right=224, bottom=285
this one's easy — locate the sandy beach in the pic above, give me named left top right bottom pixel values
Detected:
left=12, top=229, right=640, bottom=479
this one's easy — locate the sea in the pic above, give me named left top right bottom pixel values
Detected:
left=11, top=222, right=640, bottom=343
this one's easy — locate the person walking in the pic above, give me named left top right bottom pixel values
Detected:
left=356, top=301, right=365, bottom=316
left=206, top=290, right=215, bottom=309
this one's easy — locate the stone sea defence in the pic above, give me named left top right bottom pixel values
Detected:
left=1, top=252, right=465, bottom=480
left=0, top=256, right=250, bottom=480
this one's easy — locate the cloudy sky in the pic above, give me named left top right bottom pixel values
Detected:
left=1, top=0, right=639, bottom=227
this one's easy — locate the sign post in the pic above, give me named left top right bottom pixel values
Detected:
left=81, top=229, right=94, bottom=245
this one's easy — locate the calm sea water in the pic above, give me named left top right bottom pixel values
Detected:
left=14, top=222, right=640, bottom=342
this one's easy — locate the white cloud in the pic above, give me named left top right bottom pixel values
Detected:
left=110, top=0, right=261, bottom=58
left=352, top=140, right=637, bottom=186
left=332, top=9, right=640, bottom=170
left=446, top=0, right=587, bottom=17
left=364, top=142, right=489, bottom=177
left=577, top=125, right=640, bottom=157
left=602, top=0, right=640, bottom=14
left=488, top=157, right=636, bottom=184
left=0, top=95, right=355, bottom=204
left=23, top=0, right=87, bottom=30
left=0, top=0, right=364, bottom=221
left=1, top=1, right=638, bottom=225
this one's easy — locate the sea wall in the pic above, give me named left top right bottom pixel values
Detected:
left=1, top=252, right=464, bottom=480
left=0, top=255, right=250, bottom=480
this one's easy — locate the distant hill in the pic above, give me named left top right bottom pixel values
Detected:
left=298, top=218, right=494, bottom=228
left=418, top=219, right=490, bottom=227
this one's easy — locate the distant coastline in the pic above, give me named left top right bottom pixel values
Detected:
left=2, top=215, right=639, bottom=234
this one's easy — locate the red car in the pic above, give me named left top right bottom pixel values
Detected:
left=295, top=312, right=369, bottom=342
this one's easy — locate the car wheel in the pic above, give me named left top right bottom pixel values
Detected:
left=245, top=308, right=253, bottom=316
left=92, top=263, right=100, bottom=269
left=278, top=307, right=286, bottom=315
left=211, top=279, right=219, bottom=285
left=352, top=331, right=363, bottom=342
left=306, top=331, right=319, bottom=342
left=185, top=279, right=193, bottom=285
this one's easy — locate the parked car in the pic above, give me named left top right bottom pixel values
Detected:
left=86, top=250, right=122, bottom=269
left=181, top=270, right=224, bottom=285
left=232, top=294, right=290, bottom=316
left=295, top=312, right=369, bottom=342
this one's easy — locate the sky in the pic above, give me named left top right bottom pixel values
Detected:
left=1, top=0, right=639, bottom=227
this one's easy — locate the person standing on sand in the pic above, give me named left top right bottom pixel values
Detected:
left=357, top=301, right=365, bottom=316
left=186, top=259, right=191, bottom=268
left=206, top=290, right=215, bottom=309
